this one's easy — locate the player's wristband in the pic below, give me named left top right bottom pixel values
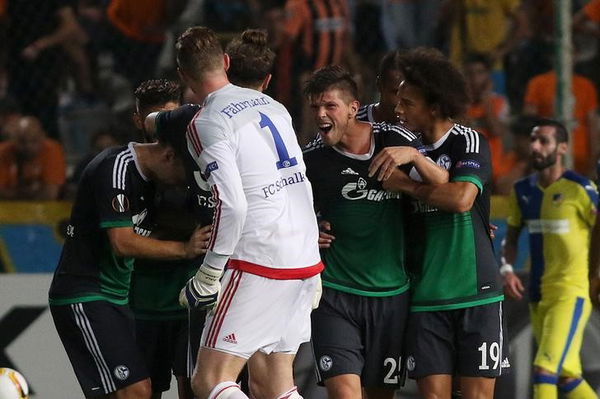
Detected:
left=499, top=264, right=514, bottom=276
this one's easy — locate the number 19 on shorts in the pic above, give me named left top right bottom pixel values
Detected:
left=478, top=341, right=500, bottom=370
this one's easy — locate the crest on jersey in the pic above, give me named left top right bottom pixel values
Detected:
left=552, top=193, right=563, bottom=206
left=114, top=365, right=130, bottom=380
left=357, top=177, right=367, bottom=190
left=319, top=355, right=333, bottom=371
left=111, top=194, right=130, bottom=213
left=406, top=356, right=416, bottom=371
left=436, top=154, right=451, bottom=170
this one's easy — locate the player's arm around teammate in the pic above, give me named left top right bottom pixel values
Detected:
left=372, top=49, right=505, bottom=399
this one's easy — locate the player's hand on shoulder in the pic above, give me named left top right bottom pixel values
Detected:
left=184, top=224, right=212, bottom=258
left=589, top=276, right=600, bottom=310
left=318, top=220, right=335, bottom=249
left=179, top=263, right=223, bottom=309
left=502, top=271, right=524, bottom=300
left=369, top=146, right=417, bottom=181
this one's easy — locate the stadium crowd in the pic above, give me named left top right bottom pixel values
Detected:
left=0, top=0, right=600, bottom=198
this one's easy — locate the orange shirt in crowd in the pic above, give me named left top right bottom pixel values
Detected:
left=466, top=94, right=509, bottom=182
left=584, top=0, right=600, bottom=22
left=0, top=139, right=66, bottom=191
left=107, top=0, right=166, bottom=43
left=524, top=71, right=598, bottom=173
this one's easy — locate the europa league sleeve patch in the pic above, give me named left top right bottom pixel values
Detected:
left=111, top=194, right=130, bottom=213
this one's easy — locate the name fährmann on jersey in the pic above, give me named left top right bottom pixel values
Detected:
left=262, top=172, right=306, bottom=198
left=220, top=96, right=271, bottom=118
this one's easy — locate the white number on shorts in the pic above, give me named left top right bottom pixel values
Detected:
left=478, top=342, right=500, bottom=370
left=383, top=357, right=401, bottom=384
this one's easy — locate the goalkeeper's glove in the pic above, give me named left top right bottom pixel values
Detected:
left=179, top=264, right=223, bottom=309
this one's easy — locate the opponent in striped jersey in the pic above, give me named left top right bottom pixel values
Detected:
left=374, top=48, right=505, bottom=398
left=49, top=138, right=210, bottom=397
left=356, top=50, right=405, bottom=125
left=171, top=27, right=321, bottom=399
left=303, top=65, right=448, bottom=399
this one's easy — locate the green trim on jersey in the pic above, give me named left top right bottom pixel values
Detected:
left=49, top=294, right=129, bottom=306
left=453, top=175, right=483, bottom=192
left=100, top=220, right=133, bottom=228
left=407, top=125, right=502, bottom=312
left=324, top=280, right=410, bottom=297
left=411, top=293, right=504, bottom=312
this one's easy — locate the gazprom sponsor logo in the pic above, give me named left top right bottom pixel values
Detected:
left=526, top=219, right=570, bottom=234
left=341, top=179, right=401, bottom=202
left=261, top=172, right=306, bottom=198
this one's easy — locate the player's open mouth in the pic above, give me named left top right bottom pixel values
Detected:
left=318, top=123, right=333, bottom=134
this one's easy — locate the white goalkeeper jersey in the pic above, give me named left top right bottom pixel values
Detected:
left=186, top=84, right=323, bottom=279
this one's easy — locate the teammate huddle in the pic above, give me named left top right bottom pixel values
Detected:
left=47, top=25, right=598, bottom=399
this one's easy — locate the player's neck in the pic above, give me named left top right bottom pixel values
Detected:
left=373, top=103, right=393, bottom=124
left=423, top=119, right=454, bottom=144
left=191, top=72, right=230, bottom=103
left=337, top=121, right=372, bottom=154
left=537, top=163, right=565, bottom=188
left=131, top=143, right=156, bottom=181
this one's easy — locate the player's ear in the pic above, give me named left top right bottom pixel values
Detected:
left=261, top=74, right=272, bottom=92
left=348, top=100, right=360, bottom=118
left=557, top=141, right=568, bottom=155
left=223, top=53, right=230, bottom=72
left=132, top=111, right=143, bottom=131
left=163, top=146, right=176, bottom=162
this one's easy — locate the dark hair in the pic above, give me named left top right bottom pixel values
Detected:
left=377, top=50, right=403, bottom=79
left=134, top=79, right=182, bottom=115
left=303, top=65, right=358, bottom=102
left=226, top=29, right=275, bottom=87
left=463, top=52, right=492, bottom=70
left=510, top=115, right=539, bottom=138
left=176, top=26, right=224, bottom=80
left=398, top=47, right=469, bottom=119
left=534, top=118, right=569, bottom=144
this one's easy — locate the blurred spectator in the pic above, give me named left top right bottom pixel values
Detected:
left=523, top=68, right=599, bottom=176
left=0, top=97, right=22, bottom=140
left=276, top=0, right=356, bottom=144
left=0, top=116, right=66, bottom=200
left=203, top=0, right=257, bottom=32
left=380, top=0, right=440, bottom=51
left=5, top=0, right=85, bottom=139
left=494, top=115, right=536, bottom=195
left=463, top=53, right=509, bottom=184
left=105, top=0, right=188, bottom=87
left=574, top=0, right=600, bottom=35
left=443, top=0, right=528, bottom=95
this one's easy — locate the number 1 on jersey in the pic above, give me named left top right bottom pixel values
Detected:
left=259, top=112, right=298, bottom=170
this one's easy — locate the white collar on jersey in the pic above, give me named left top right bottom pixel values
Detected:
left=332, top=134, right=375, bottom=160
left=128, top=142, right=150, bottom=181
left=203, top=83, right=234, bottom=106
left=423, top=124, right=455, bottom=151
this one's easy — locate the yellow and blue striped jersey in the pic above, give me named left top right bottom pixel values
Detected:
left=507, top=171, right=598, bottom=302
